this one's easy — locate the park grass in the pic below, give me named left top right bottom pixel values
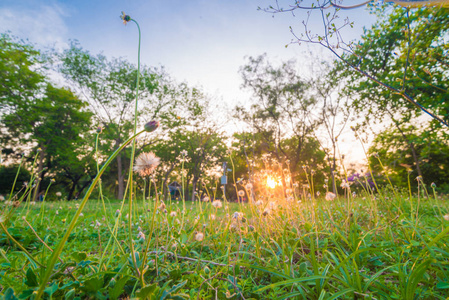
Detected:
left=1, top=188, right=449, bottom=299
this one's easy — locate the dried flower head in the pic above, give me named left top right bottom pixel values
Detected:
left=238, top=190, right=245, bottom=197
left=120, top=11, right=131, bottom=25
left=134, top=152, right=160, bottom=177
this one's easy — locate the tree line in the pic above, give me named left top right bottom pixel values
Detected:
left=1, top=4, right=448, bottom=200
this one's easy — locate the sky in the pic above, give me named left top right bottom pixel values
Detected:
left=0, top=0, right=380, bottom=168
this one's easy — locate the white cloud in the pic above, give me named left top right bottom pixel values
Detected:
left=0, top=4, right=68, bottom=49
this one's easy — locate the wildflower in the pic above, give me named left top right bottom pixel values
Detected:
left=137, top=231, right=145, bottom=240
left=120, top=11, right=131, bottom=25
left=62, top=218, right=66, bottom=223
left=316, top=191, right=320, bottom=196
left=50, top=179, right=55, bottom=183
left=170, top=211, right=177, bottom=217
left=209, top=214, right=216, bottom=221
left=96, top=126, right=103, bottom=134
left=431, top=182, right=436, bottom=188
left=325, top=192, right=336, bottom=201
left=245, top=183, right=253, bottom=190
left=195, top=232, right=204, bottom=242
left=255, top=200, right=263, bottom=206
left=238, top=190, right=245, bottom=197
left=352, top=191, right=357, bottom=197
left=56, top=192, right=62, bottom=197
left=212, top=200, right=222, bottom=208
left=233, top=212, right=243, bottom=219
left=30, top=201, right=36, bottom=205
left=80, top=213, right=84, bottom=217
left=134, top=152, right=160, bottom=177
left=55, top=210, right=59, bottom=215
left=95, top=220, right=101, bottom=227
left=443, top=214, right=449, bottom=221
left=416, top=176, right=423, bottom=182
left=262, top=208, right=270, bottom=216
left=340, top=180, right=350, bottom=189
left=202, top=196, right=210, bottom=202
left=180, top=150, right=188, bottom=157
left=0, top=195, right=4, bottom=201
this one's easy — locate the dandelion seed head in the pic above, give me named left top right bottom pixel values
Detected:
left=212, top=200, right=222, bottom=208
left=134, top=152, right=160, bottom=177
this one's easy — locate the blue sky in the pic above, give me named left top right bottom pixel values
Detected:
left=0, top=0, right=378, bottom=105
left=0, top=0, right=380, bottom=165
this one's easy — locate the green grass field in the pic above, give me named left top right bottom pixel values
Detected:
left=1, top=189, right=449, bottom=299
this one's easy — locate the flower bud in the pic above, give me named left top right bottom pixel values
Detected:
left=144, top=120, right=160, bottom=132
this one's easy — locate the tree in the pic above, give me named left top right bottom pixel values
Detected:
left=0, top=35, right=94, bottom=200
left=2, top=84, right=93, bottom=200
left=336, top=6, right=449, bottom=177
left=368, top=124, right=449, bottom=193
left=58, top=42, right=170, bottom=199
left=234, top=54, right=326, bottom=187
left=146, top=86, right=228, bottom=201
left=264, top=2, right=448, bottom=126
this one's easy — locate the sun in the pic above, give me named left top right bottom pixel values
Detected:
left=267, top=176, right=277, bottom=189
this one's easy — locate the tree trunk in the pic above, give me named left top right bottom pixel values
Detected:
left=191, top=176, right=199, bottom=202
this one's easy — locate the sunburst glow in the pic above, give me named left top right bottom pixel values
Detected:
left=267, top=176, right=277, bottom=189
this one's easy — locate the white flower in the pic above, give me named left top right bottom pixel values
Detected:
left=325, top=192, right=336, bottom=201
left=195, top=232, right=204, bottom=241
left=212, top=200, right=222, bottom=208
left=55, top=192, right=62, bottom=197
left=0, top=195, right=5, bottom=201
left=170, top=211, right=177, bottom=217
left=238, top=190, right=245, bottom=197
left=340, top=180, right=350, bottom=189
left=209, top=214, right=216, bottom=221
left=443, top=214, right=449, bottom=221
left=133, top=152, right=160, bottom=177
left=255, top=200, right=263, bottom=206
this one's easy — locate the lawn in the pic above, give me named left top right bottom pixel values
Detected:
left=1, top=188, right=449, bottom=299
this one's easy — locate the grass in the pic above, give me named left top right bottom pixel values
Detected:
left=1, top=187, right=449, bottom=299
